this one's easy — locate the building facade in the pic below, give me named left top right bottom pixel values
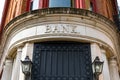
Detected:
left=0, top=0, right=120, bottom=80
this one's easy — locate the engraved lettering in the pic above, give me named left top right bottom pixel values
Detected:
left=45, top=25, right=52, bottom=33
left=61, top=25, right=69, bottom=33
left=53, top=25, right=59, bottom=33
left=45, top=24, right=79, bottom=34
left=71, top=25, right=77, bottom=33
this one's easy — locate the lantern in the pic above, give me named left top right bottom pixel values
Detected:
left=21, top=56, right=32, bottom=75
left=92, top=56, right=104, bottom=80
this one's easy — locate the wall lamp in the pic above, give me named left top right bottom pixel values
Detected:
left=21, top=56, right=32, bottom=80
left=92, top=56, right=104, bottom=80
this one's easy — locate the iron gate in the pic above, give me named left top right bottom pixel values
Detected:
left=32, top=41, right=93, bottom=80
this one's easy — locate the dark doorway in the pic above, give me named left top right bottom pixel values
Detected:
left=32, top=41, right=93, bottom=80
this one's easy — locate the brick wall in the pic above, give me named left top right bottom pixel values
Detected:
left=3, top=0, right=28, bottom=27
left=1, top=0, right=118, bottom=28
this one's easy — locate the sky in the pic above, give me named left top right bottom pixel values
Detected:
left=118, top=0, right=120, bottom=8
left=0, top=0, right=120, bottom=23
left=118, top=0, right=120, bottom=5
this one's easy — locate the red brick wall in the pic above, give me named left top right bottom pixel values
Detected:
left=96, top=0, right=118, bottom=21
left=1, top=0, right=118, bottom=29
left=1, top=0, right=28, bottom=28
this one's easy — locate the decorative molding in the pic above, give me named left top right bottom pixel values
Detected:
left=4, top=8, right=117, bottom=31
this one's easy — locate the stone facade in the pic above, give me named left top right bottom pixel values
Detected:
left=0, top=8, right=120, bottom=80
left=0, top=0, right=120, bottom=80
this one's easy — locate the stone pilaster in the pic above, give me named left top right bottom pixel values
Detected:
left=109, top=58, right=120, bottom=80
left=91, top=43, right=101, bottom=62
left=101, top=49, right=110, bottom=80
left=11, top=46, right=23, bottom=80
left=1, top=59, right=13, bottom=80
left=19, top=42, right=34, bottom=80
left=91, top=43, right=106, bottom=80
left=26, top=42, right=33, bottom=60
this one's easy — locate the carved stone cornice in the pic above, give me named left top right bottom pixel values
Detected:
left=4, top=8, right=118, bottom=31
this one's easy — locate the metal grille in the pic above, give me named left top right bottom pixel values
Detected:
left=32, top=41, right=93, bottom=80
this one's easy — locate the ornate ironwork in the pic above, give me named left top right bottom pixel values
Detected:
left=32, top=41, right=93, bottom=80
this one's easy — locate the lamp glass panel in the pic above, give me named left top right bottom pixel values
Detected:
left=22, top=63, right=31, bottom=73
left=95, top=65, right=100, bottom=72
left=95, top=63, right=103, bottom=73
left=24, top=64, right=30, bottom=72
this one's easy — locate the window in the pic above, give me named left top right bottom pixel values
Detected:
left=30, top=0, right=39, bottom=10
left=89, top=2, right=93, bottom=11
left=28, top=0, right=96, bottom=11
left=30, top=1, right=33, bottom=10
left=49, top=0, right=71, bottom=7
